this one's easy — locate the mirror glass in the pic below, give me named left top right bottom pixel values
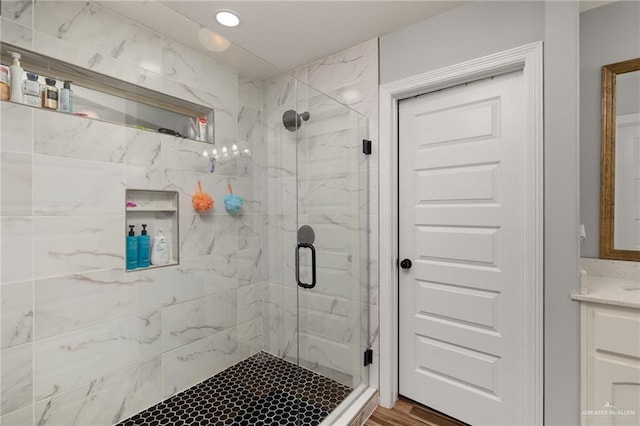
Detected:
left=614, top=70, right=640, bottom=250
left=580, top=1, right=640, bottom=261
left=600, top=58, right=640, bottom=260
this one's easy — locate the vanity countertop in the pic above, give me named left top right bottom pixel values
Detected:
left=571, top=275, right=640, bottom=309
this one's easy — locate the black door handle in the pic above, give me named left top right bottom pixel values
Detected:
left=400, top=258, right=412, bottom=269
left=296, top=243, right=316, bottom=289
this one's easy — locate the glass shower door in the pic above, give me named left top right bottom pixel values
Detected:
left=294, top=80, right=370, bottom=424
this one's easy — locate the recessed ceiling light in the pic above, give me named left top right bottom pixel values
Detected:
left=215, top=10, right=240, bottom=27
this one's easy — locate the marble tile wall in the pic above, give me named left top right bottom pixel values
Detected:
left=262, top=39, right=379, bottom=388
left=0, top=1, right=265, bottom=424
left=300, top=41, right=380, bottom=388
left=1, top=1, right=379, bottom=423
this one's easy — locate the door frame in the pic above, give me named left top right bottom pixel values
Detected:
left=378, top=42, right=544, bottom=424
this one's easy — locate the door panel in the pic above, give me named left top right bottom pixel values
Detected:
left=416, top=225, right=499, bottom=265
left=415, top=335, right=500, bottom=394
left=399, top=71, right=525, bottom=425
left=415, top=98, right=499, bottom=146
left=415, top=281, right=498, bottom=329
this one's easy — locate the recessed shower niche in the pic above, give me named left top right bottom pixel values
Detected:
left=125, top=189, right=179, bottom=271
left=0, top=43, right=215, bottom=143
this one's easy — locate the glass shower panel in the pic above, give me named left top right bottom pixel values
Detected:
left=294, top=80, right=369, bottom=422
left=262, top=72, right=300, bottom=367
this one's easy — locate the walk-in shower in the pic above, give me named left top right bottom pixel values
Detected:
left=0, top=2, right=371, bottom=425
left=115, top=78, right=371, bottom=426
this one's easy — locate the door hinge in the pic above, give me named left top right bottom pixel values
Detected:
left=364, top=348, right=373, bottom=366
left=363, top=139, right=372, bottom=155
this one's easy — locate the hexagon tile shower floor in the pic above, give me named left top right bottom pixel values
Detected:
left=117, top=352, right=352, bottom=425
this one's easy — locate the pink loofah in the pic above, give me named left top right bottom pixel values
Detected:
left=192, top=181, right=214, bottom=212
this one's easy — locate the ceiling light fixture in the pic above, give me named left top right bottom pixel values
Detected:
left=215, top=10, right=240, bottom=27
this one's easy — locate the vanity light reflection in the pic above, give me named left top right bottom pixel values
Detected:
left=202, top=144, right=251, bottom=172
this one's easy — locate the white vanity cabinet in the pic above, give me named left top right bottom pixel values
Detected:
left=580, top=302, right=640, bottom=426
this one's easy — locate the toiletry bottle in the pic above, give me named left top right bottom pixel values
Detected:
left=22, top=73, right=41, bottom=107
left=0, top=66, right=10, bottom=101
left=41, top=78, right=58, bottom=110
left=138, top=224, right=151, bottom=268
left=8, top=51, right=23, bottom=103
left=150, top=228, right=170, bottom=266
left=187, top=117, right=197, bottom=140
left=126, top=225, right=138, bottom=270
left=59, top=80, right=73, bottom=113
left=197, top=116, right=207, bottom=142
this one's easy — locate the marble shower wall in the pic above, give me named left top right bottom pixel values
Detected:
left=0, top=1, right=264, bottom=425
left=262, top=39, right=379, bottom=387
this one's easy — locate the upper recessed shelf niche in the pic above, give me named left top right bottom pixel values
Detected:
left=0, top=42, right=215, bottom=143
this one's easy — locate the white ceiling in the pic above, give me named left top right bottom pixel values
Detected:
left=99, top=1, right=466, bottom=78
left=163, top=1, right=466, bottom=71
left=98, top=1, right=615, bottom=79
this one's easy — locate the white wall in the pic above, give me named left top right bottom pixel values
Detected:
left=543, top=4, right=581, bottom=425
left=380, top=1, right=544, bottom=82
left=580, top=1, right=640, bottom=258
left=380, top=2, right=580, bottom=425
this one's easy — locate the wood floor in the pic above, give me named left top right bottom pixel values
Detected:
left=364, top=397, right=466, bottom=426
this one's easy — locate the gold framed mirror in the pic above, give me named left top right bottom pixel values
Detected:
left=600, top=57, right=640, bottom=260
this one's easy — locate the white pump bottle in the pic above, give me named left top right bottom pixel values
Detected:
left=150, top=228, right=170, bottom=265
left=8, top=51, right=23, bottom=103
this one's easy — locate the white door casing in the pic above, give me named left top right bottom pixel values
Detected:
left=378, top=42, right=543, bottom=425
left=398, top=71, right=524, bottom=425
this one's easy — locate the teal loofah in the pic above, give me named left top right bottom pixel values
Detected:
left=224, top=184, right=243, bottom=214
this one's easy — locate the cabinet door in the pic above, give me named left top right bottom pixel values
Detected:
left=585, top=305, right=640, bottom=426
left=592, top=356, right=640, bottom=426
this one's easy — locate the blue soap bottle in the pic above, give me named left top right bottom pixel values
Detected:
left=126, top=225, right=138, bottom=270
left=138, top=224, right=151, bottom=268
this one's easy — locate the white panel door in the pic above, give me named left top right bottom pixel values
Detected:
left=399, top=71, right=526, bottom=425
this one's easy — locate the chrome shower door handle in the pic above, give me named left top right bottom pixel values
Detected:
left=296, top=242, right=316, bottom=289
